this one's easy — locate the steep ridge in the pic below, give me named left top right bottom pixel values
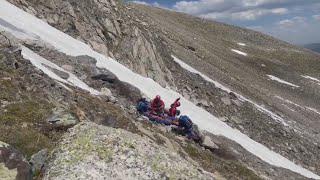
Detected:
left=1, top=0, right=320, bottom=179
left=1, top=0, right=317, bottom=177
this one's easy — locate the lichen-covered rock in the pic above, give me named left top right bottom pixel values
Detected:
left=44, top=122, right=215, bottom=180
left=202, top=136, right=219, bottom=151
left=0, top=141, right=32, bottom=180
left=29, top=149, right=48, bottom=176
left=47, top=109, right=78, bottom=128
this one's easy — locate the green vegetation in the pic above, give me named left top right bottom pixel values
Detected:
left=0, top=99, right=54, bottom=158
left=0, top=51, right=56, bottom=158
left=183, top=142, right=262, bottom=180
left=57, top=128, right=113, bottom=166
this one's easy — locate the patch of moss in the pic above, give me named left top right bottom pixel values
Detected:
left=1, top=100, right=52, bottom=125
left=0, top=125, right=53, bottom=158
left=183, top=142, right=261, bottom=180
left=63, top=128, right=113, bottom=165
left=0, top=80, right=15, bottom=101
left=184, top=143, right=199, bottom=158
left=0, top=99, right=53, bottom=158
left=74, top=92, right=139, bottom=134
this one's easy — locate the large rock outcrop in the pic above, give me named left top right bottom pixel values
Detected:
left=8, top=0, right=175, bottom=87
left=44, top=122, right=215, bottom=180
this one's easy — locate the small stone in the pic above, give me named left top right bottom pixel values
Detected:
left=221, top=97, right=232, bottom=106
left=141, top=22, right=148, bottom=26
left=21, top=122, right=28, bottom=128
left=231, top=99, right=242, bottom=107
left=202, top=136, right=219, bottom=150
left=101, top=88, right=112, bottom=97
left=196, top=99, right=210, bottom=107
left=184, top=86, right=192, bottom=92
left=231, top=116, right=242, bottom=124
left=1, top=77, right=11, bottom=81
left=1, top=100, right=9, bottom=107
left=128, top=106, right=135, bottom=114
left=109, top=96, right=118, bottom=103
left=61, top=64, right=73, bottom=72
left=219, top=117, right=227, bottom=122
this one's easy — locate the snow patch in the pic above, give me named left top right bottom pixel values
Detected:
left=231, top=49, right=247, bottom=56
left=21, top=46, right=100, bottom=95
left=267, top=75, right=300, bottom=88
left=302, top=75, right=320, bottom=83
left=172, top=56, right=288, bottom=126
left=306, top=107, right=320, bottom=116
left=276, top=96, right=320, bottom=116
left=171, top=56, right=232, bottom=93
left=237, top=42, right=246, bottom=46
left=275, top=96, right=303, bottom=109
left=0, top=1, right=319, bottom=179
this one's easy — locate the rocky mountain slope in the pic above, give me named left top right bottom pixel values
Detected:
left=0, top=0, right=320, bottom=179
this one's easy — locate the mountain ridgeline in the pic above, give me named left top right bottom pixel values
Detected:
left=304, top=43, right=320, bottom=53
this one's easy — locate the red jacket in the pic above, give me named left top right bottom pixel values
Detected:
left=168, top=98, right=180, bottom=117
left=151, top=98, right=165, bottom=114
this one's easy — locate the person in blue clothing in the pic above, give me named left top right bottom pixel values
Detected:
left=171, top=115, right=202, bottom=143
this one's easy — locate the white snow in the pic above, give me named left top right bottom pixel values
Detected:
left=0, top=1, right=319, bottom=179
left=172, top=56, right=288, bottom=126
left=171, top=56, right=232, bottom=93
left=307, top=107, right=320, bottom=116
left=21, top=46, right=100, bottom=95
left=231, top=49, right=248, bottom=56
left=275, top=96, right=304, bottom=109
left=276, top=96, right=320, bottom=116
left=237, top=42, right=246, bottom=46
left=267, top=75, right=300, bottom=88
left=302, top=75, right=320, bottom=83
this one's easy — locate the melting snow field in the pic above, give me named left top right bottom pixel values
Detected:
left=302, top=75, right=320, bottom=83
left=21, top=47, right=101, bottom=95
left=231, top=49, right=247, bottom=56
left=237, top=42, right=246, bottom=46
left=267, top=75, right=300, bottom=88
left=172, top=56, right=288, bottom=126
left=0, top=1, right=319, bottom=179
left=276, top=96, right=320, bottom=116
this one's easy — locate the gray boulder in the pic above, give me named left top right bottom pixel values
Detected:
left=29, top=149, right=48, bottom=176
left=44, top=122, right=215, bottom=180
left=47, top=109, right=78, bottom=128
left=202, top=136, right=219, bottom=151
left=0, top=141, right=32, bottom=180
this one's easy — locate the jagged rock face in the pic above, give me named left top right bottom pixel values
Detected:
left=1, top=0, right=320, bottom=179
left=8, top=0, right=175, bottom=87
left=0, top=141, right=32, bottom=180
left=44, top=122, right=215, bottom=180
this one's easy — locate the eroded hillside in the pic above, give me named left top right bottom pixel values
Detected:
left=1, top=0, right=320, bottom=179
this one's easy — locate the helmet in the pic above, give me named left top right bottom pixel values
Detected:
left=155, top=95, right=161, bottom=102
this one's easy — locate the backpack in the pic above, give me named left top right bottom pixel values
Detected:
left=179, top=115, right=193, bottom=129
left=136, top=99, right=150, bottom=113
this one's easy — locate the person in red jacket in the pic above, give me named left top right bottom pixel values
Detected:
left=168, top=98, right=181, bottom=117
left=150, top=95, right=165, bottom=116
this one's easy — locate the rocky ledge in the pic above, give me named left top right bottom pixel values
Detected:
left=44, top=121, right=215, bottom=180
